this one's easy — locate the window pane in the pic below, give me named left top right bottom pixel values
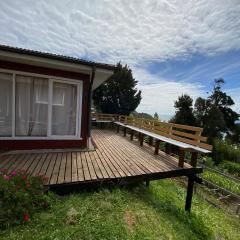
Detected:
left=15, top=75, right=48, bottom=136
left=0, top=73, right=12, bottom=136
left=52, top=82, right=77, bottom=135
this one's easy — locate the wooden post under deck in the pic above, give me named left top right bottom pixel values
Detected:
left=185, top=175, right=195, bottom=212
left=178, top=148, right=185, bottom=168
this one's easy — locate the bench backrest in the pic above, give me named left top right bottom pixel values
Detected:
left=91, top=113, right=212, bottom=151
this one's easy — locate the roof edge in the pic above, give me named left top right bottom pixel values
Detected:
left=0, top=44, right=115, bottom=71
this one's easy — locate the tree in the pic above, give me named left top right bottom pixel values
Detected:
left=208, top=79, right=239, bottom=134
left=154, top=112, right=159, bottom=120
left=194, top=79, right=239, bottom=143
left=170, top=94, right=196, bottom=125
left=93, top=62, right=142, bottom=115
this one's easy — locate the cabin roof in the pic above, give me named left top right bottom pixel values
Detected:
left=0, top=44, right=115, bottom=71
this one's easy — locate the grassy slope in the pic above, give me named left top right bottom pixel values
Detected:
left=0, top=179, right=239, bottom=240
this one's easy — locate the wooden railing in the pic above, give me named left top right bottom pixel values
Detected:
left=92, top=113, right=212, bottom=151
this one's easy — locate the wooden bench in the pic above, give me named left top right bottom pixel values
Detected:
left=114, top=122, right=210, bottom=168
left=92, top=113, right=212, bottom=168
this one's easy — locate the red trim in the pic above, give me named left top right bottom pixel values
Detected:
left=0, top=139, right=87, bottom=150
left=0, top=60, right=90, bottom=150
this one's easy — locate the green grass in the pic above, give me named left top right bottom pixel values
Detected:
left=203, top=170, right=240, bottom=195
left=0, top=179, right=239, bottom=240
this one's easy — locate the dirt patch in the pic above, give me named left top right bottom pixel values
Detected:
left=66, top=207, right=78, bottom=225
left=124, top=210, right=136, bottom=232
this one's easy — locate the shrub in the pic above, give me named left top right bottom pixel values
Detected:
left=213, top=139, right=240, bottom=164
left=219, top=160, right=240, bottom=177
left=0, top=168, right=54, bottom=229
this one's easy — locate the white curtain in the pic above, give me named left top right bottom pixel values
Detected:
left=52, top=82, right=77, bottom=135
left=0, top=73, right=13, bottom=136
left=15, top=75, right=48, bottom=136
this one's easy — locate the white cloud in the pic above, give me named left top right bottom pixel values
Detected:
left=0, top=0, right=239, bottom=117
left=0, top=0, right=240, bottom=65
left=226, top=88, right=240, bottom=114
left=134, top=68, right=204, bottom=117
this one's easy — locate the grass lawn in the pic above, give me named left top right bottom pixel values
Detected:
left=0, top=179, right=239, bottom=240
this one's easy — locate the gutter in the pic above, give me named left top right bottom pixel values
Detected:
left=87, top=65, right=96, bottom=138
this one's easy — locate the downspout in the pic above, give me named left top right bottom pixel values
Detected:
left=87, top=65, right=96, bottom=139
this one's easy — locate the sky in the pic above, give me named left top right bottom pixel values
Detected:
left=0, top=0, right=240, bottom=120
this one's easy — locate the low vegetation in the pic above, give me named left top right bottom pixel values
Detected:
left=202, top=169, right=240, bottom=195
left=0, top=179, right=239, bottom=240
left=0, top=169, right=54, bottom=229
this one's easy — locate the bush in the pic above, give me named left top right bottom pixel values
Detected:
left=0, top=168, right=54, bottom=229
left=213, top=139, right=240, bottom=164
left=219, top=160, right=240, bottom=177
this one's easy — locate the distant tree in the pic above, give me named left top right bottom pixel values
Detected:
left=154, top=112, right=159, bottom=120
left=170, top=94, right=196, bottom=125
left=194, top=79, right=239, bottom=143
left=93, top=62, right=142, bottom=115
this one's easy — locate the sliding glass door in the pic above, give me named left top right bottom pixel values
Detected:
left=0, top=71, right=82, bottom=139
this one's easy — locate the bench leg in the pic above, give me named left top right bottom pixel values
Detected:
left=117, top=125, right=120, bottom=133
left=123, top=127, right=127, bottom=137
left=139, top=133, right=144, bottom=146
left=130, top=130, right=134, bottom=140
left=190, top=152, right=198, bottom=167
left=185, top=175, right=195, bottom=212
left=154, top=140, right=160, bottom=155
left=178, top=148, right=185, bottom=168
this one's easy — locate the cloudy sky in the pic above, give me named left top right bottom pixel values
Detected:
left=0, top=0, right=240, bottom=120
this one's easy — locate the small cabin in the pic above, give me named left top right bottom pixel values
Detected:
left=0, top=45, right=114, bottom=150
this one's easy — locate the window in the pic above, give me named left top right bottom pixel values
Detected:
left=0, top=73, right=13, bottom=137
left=15, top=75, right=48, bottom=136
left=0, top=70, right=82, bottom=139
left=52, top=82, right=77, bottom=135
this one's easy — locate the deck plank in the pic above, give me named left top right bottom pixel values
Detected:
left=71, top=152, right=78, bottom=182
left=76, top=152, right=84, bottom=181
left=50, top=153, right=62, bottom=185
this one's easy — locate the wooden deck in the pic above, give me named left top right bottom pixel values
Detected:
left=0, top=129, right=202, bottom=188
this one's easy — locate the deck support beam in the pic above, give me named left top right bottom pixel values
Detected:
left=185, top=175, right=195, bottom=212
left=154, top=140, right=160, bottom=155
left=146, top=179, right=150, bottom=188
left=190, top=152, right=198, bottom=167
left=178, top=148, right=185, bottom=168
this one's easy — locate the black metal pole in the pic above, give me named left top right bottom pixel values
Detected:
left=185, top=175, right=195, bottom=212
